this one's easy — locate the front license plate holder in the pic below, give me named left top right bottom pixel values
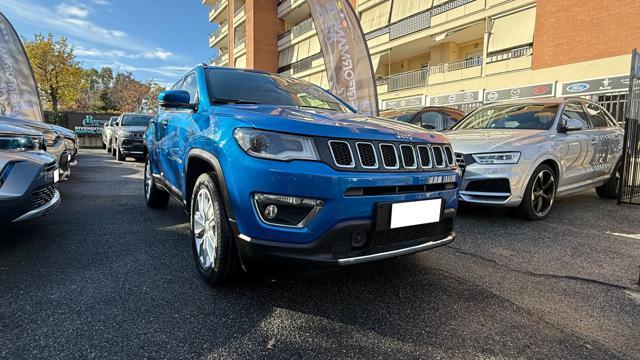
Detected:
left=375, top=199, right=443, bottom=231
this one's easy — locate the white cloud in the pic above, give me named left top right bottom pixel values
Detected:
left=3, top=0, right=136, bottom=51
left=56, top=3, right=90, bottom=19
left=92, top=0, right=112, bottom=5
left=75, top=46, right=173, bottom=60
left=78, top=58, right=191, bottom=78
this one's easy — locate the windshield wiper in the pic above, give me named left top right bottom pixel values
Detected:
left=211, top=98, right=258, bottom=105
left=297, top=105, right=337, bottom=112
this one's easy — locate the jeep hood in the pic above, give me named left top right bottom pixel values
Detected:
left=214, top=105, right=450, bottom=143
left=445, top=129, right=548, bottom=154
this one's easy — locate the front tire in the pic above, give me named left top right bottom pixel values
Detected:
left=111, top=140, right=116, bottom=157
left=115, top=145, right=125, bottom=161
left=517, top=164, right=557, bottom=220
left=144, top=156, right=169, bottom=208
left=596, top=161, right=622, bottom=199
left=190, top=172, right=239, bottom=285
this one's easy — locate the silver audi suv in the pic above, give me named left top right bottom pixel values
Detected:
left=447, top=98, right=623, bottom=220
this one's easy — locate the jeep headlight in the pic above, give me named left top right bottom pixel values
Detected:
left=234, top=128, right=319, bottom=161
left=0, top=135, right=43, bottom=152
left=472, top=152, right=521, bottom=165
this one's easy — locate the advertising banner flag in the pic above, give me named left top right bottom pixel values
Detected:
left=0, top=12, right=44, bottom=122
left=308, top=0, right=379, bottom=116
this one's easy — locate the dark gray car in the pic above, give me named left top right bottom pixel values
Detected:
left=111, top=113, right=152, bottom=161
left=1, top=115, right=71, bottom=181
left=0, top=122, right=60, bottom=224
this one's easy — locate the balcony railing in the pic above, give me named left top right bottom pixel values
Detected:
left=234, top=38, right=246, bottom=52
left=487, top=45, right=533, bottom=63
left=208, top=0, right=228, bottom=21
left=388, top=69, right=429, bottom=91
left=428, top=57, right=482, bottom=75
left=211, top=52, right=229, bottom=66
left=234, top=4, right=246, bottom=20
left=279, top=17, right=314, bottom=41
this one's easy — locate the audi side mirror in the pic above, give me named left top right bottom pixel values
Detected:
left=560, top=118, right=585, bottom=132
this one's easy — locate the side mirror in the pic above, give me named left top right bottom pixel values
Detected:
left=560, top=118, right=586, bottom=132
left=158, top=90, right=195, bottom=110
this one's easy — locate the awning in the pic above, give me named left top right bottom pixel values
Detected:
left=391, top=0, right=433, bottom=23
left=488, top=7, right=536, bottom=53
left=360, top=0, right=392, bottom=33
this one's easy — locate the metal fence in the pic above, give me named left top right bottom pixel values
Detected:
left=618, top=49, right=640, bottom=205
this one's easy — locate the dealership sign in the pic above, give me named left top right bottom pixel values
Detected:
left=484, top=83, right=555, bottom=103
left=382, top=95, right=425, bottom=110
left=428, top=90, right=483, bottom=106
left=558, top=75, right=629, bottom=96
left=67, top=113, right=113, bottom=136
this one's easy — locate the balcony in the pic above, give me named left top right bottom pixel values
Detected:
left=208, top=0, right=228, bottom=23
left=278, top=0, right=309, bottom=23
left=234, top=38, right=246, bottom=56
left=209, top=22, right=229, bottom=48
left=278, top=17, right=315, bottom=48
left=211, top=52, right=229, bottom=66
left=485, top=45, right=533, bottom=75
left=381, top=57, right=483, bottom=92
left=233, top=4, right=246, bottom=26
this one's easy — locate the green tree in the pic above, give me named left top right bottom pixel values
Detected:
left=23, top=33, right=83, bottom=112
left=109, top=72, right=150, bottom=113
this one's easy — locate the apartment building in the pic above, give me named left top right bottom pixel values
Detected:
left=204, top=0, right=640, bottom=119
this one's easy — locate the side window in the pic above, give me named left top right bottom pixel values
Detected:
left=419, top=111, right=444, bottom=130
left=444, top=111, right=462, bottom=129
left=182, top=73, right=198, bottom=104
left=585, top=103, right=610, bottom=128
left=562, top=103, right=591, bottom=129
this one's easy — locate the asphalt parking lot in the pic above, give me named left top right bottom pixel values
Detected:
left=1, top=149, right=639, bottom=360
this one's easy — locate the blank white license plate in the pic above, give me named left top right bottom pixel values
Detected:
left=54, top=170, right=60, bottom=183
left=390, top=199, right=442, bottom=229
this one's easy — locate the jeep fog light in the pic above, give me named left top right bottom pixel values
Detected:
left=254, top=193, right=324, bottom=228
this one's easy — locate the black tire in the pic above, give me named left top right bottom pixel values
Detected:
left=144, top=156, right=169, bottom=208
left=116, top=145, right=125, bottom=162
left=111, top=140, right=117, bottom=157
left=517, top=164, right=557, bottom=220
left=596, top=161, right=622, bottom=199
left=106, top=140, right=111, bottom=153
left=102, top=142, right=106, bottom=149
left=190, top=172, right=239, bottom=285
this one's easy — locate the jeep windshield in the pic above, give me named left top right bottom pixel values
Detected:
left=205, top=68, right=353, bottom=113
left=122, top=115, right=152, bottom=126
left=453, top=103, right=558, bottom=130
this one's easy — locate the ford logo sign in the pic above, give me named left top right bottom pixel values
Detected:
left=566, top=83, right=589, bottom=93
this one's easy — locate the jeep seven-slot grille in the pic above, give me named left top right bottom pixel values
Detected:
left=326, top=140, right=455, bottom=172
left=356, top=143, right=377, bottom=168
left=400, top=145, right=416, bottom=168
left=328, top=141, right=354, bottom=167
left=379, top=144, right=398, bottom=168
left=417, top=145, right=432, bottom=168
left=432, top=146, right=445, bottom=167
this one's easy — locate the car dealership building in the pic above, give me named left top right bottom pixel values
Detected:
left=203, top=0, right=639, bottom=120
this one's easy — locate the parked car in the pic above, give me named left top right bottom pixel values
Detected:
left=143, top=66, right=460, bottom=285
left=1, top=115, right=71, bottom=181
left=380, top=106, right=465, bottom=131
left=446, top=99, right=623, bottom=220
left=51, top=124, right=79, bottom=166
left=0, top=122, right=60, bottom=224
left=111, top=113, right=152, bottom=161
left=102, top=116, right=118, bottom=152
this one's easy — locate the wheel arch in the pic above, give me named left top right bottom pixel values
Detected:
left=185, top=149, right=236, bottom=223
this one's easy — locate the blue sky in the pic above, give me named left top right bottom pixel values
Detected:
left=2, top=0, right=216, bottom=87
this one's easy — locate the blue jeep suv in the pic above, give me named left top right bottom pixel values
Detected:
left=143, top=65, right=460, bottom=285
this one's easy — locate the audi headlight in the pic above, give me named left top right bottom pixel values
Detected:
left=234, top=128, right=319, bottom=161
left=0, top=135, right=43, bottom=152
left=472, top=152, right=521, bottom=165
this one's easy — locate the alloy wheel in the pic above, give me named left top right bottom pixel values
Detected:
left=193, top=188, right=219, bottom=270
left=531, top=169, right=555, bottom=217
left=144, top=159, right=152, bottom=200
